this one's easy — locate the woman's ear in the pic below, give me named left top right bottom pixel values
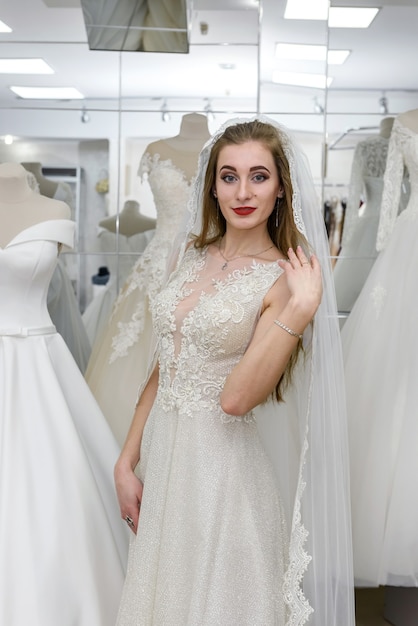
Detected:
left=213, top=189, right=217, bottom=198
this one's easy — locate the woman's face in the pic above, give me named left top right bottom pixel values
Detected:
left=214, top=140, right=283, bottom=233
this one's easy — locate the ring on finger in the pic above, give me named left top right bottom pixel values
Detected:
left=125, top=515, right=134, bottom=527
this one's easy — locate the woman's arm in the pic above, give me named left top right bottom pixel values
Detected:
left=114, top=363, right=159, bottom=533
left=220, top=247, right=322, bottom=416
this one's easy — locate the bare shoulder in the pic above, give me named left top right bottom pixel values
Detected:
left=262, top=261, right=291, bottom=315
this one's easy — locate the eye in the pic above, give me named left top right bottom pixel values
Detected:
left=253, top=173, right=268, bottom=182
left=221, top=173, right=237, bottom=183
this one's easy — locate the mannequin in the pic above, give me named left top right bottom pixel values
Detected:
left=0, top=162, right=70, bottom=247
left=20, top=161, right=59, bottom=198
left=397, top=107, right=418, bottom=133
left=332, top=116, right=409, bottom=319
left=99, top=199, right=156, bottom=236
left=143, top=112, right=211, bottom=181
left=0, top=160, right=129, bottom=624
left=86, top=113, right=211, bottom=448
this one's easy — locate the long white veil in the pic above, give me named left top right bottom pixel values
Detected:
left=137, top=116, right=355, bottom=626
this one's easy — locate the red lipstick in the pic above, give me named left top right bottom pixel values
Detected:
left=232, top=207, right=256, bottom=215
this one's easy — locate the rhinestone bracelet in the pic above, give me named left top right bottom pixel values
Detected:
left=274, top=319, right=303, bottom=340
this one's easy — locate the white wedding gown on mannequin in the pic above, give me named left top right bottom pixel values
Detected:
left=342, top=117, right=418, bottom=586
left=86, top=153, right=195, bottom=448
left=0, top=219, right=128, bottom=625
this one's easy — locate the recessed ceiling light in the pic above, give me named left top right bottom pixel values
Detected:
left=219, top=63, right=236, bottom=70
left=284, top=0, right=328, bottom=20
left=328, top=7, right=379, bottom=28
left=328, top=50, right=350, bottom=64
left=272, top=70, right=333, bottom=89
left=276, top=43, right=327, bottom=61
left=275, top=43, right=350, bottom=65
left=284, top=1, right=379, bottom=27
left=0, top=59, right=54, bottom=74
left=10, top=86, right=84, bottom=100
left=0, top=20, right=12, bottom=33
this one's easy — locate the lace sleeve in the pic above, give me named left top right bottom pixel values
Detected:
left=137, top=151, right=152, bottom=181
left=341, top=142, right=364, bottom=247
left=376, top=123, right=404, bottom=251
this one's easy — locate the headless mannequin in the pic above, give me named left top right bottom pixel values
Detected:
left=20, top=162, right=60, bottom=198
left=99, top=199, right=156, bottom=236
left=142, top=112, right=211, bottom=181
left=0, top=162, right=70, bottom=248
left=397, top=108, right=418, bottom=132
left=379, top=116, right=395, bottom=138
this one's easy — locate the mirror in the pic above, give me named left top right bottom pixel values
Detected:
left=0, top=0, right=416, bottom=323
left=326, top=1, right=418, bottom=320
left=80, top=0, right=189, bottom=53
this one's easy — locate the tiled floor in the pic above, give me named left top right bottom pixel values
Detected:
left=355, top=588, right=392, bottom=626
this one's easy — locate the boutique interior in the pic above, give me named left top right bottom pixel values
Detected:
left=1, top=0, right=417, bottom=624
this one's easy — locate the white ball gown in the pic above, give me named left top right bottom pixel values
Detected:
left=0, top=218, right=129, bottom=625
left=85, top=153, right=195, bottom=448
left=342, top=116, right=418, bottom=586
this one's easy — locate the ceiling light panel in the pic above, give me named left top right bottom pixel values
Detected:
left=0, top=59, right=54, bottom=74
left=272, top=70, right=333, bottom=89
left=328, top=7, right=379, bottom=28
left=276, top=43, right=350, bottom=65
left=0, top=20, right=12, bottom=33
left=284, top=0, right=328, bottom=20
left=10, top=86, right=84, bottom=99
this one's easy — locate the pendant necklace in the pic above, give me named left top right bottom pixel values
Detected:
left=218, top=241, right=274, bottom=270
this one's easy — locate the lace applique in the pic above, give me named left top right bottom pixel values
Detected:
left=283, top=359, right=315, bottom=626
left=370, top=284, right=387, bottom=320
left=108, top=154, right=194, bottom=363
left=343, top=137, right=389, bottom=247
left=151, top=247, right=282, bottom=424
left=377, top=120, right=415, bottom=251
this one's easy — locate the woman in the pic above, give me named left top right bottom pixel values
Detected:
left=115, top=119, right=354, bottom=625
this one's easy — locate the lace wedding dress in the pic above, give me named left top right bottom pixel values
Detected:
left=334, top=135, right=388, bottom=314
left=117, top=245, right=289, bottom=625
left=86, top=154, right=195, bottom=448
left=342, top=118, right=418, bottom=586
left=0, top=219, right=129, bottom=625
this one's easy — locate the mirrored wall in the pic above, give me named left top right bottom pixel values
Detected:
left=0, top=0, right=416, bottom=324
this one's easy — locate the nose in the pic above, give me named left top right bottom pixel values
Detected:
left=236, top=179, right=252, bottom=201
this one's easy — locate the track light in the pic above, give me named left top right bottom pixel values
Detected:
left=313, top=96, right=324, bottom=114
left=161, top=100, right=170, bottom=122
left=379, top=94, right=389, bottom=115
left=81, top=107, right=90, bottom=123
left=204, top=98, right=215, bottom=121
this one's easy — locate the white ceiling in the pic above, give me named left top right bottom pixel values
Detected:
left=0, top=0, right=416, bottom=119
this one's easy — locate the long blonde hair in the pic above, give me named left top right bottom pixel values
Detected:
left=194, top=120, right=308, bottom=402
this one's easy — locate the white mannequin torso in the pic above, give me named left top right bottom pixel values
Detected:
left=142, top=113, right=211, bottom=181
left=99, top=200, right=156, bottom=236
left=397, top=108, right=418, bottom=133
left=0, top=162, right=70, bottom=248
left=20, top=162, right=60, bottom=198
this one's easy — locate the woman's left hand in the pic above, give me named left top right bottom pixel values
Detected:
left=277, top=245, right=322, bottom=318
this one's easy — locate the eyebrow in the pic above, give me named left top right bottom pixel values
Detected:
left=219, top=165, right=271, bottom=173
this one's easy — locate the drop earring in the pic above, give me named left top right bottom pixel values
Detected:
left=275, top=197, right=280, bottom=228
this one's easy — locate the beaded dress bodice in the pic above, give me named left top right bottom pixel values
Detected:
left=151, top=245, right=283, bottom=423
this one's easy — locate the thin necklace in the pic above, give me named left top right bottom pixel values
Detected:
left=218, top=240, right=274, bottom=270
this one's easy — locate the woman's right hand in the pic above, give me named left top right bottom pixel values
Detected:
left=114, top=460, right=143, bottom=534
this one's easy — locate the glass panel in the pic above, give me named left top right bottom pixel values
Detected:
left=80, top=0, right=189, bottom=53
